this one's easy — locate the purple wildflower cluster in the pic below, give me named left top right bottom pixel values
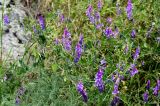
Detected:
left=142, top=79, right=160, bottom=102
left=106, top=17, right=112, bottom=24
left=60, top=14, right=65, bottom=23
left=38, top=15, right=45, bottom=30
left=62, top=28, right=72, bottom=51
left=104, top=27, right=113, bottom=38
left=153, top=80, right=160, bottom=96
left=15, top=87, right=26, bottom=105
left=86, top=3, right=104, bottom=30
left=143, top=92, right=148, bottom=102
left=124, top=44, right=129, bottom=54
left=111, top=96, right=120, bottom=106
left=74, top=35, right=83, bottom=63
left=4, top=15, right=10, bottom=25
left=126, top=0, right=133, bottom=20
left=133, top=46, right=140, bottom=60
left=131, top=29, right=136, bottom=38
left=95, top=68, right=105, bottom=92
left=97, top=0, right=102, bottom=11
left=129, top=64, right=138, bottom=77
left=76, top=82, right=88, bottom=102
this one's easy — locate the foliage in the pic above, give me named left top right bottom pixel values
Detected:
left=1, top=0, right=160, bottom=106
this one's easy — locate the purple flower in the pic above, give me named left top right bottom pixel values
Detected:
left=106, top=17, right=112, bottom=24
left=95, top=68, right=105, bottom=92
left=62, top=28, right=72, bottom=51
left=100, top=59, right=107, bottom=70
left=4, top=15, right=10, bottom=25
left=111, top=96, right=120, bottom=106
left=143, top=91, right=148, bottom=102
left=86, top=5, right=93, bottom=17
left=38, top=15, right=45, bottom=30
left=113, top=27, right=119, bottom=38
left=54, top=38, right=59, bottom=45
left=97, top=0, right=102, bottom=11
left=153, top=85, right=158, bottom=96
left=146, top=80, right=150, bottom=90
left=32, top=26, right=37, bottom=33
left=15, top=97, right=20, bottom=105
left=94, top=11, right=100, bottom=22
left=124, top=45, right=129, bottom=54
left=104, top=27, right=113, bottom=38
left=130, top=64, right=138, bottom=77
left=131, top=29, right=136, bottom=38
left=142, top=61, right=145, bottom=66
left=74, top=35, right=83, bottom=63
left=100, top=59, right=106, bottom=66
left=133, top=46, right=140, bottom=60
left=96, top=23, right=103, bottom=29
left=112, top=84, right=119, bottom=95
left=89, top=15, right=95, bottom=24
left=17, top=87, right=25, bottom=96
left=60, top=14, right=65, bottom=23
left=76, top=82, right=88, bottom=102
left=126, top=0, right=133, bottom=20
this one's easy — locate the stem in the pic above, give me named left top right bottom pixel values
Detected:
left=1, top=0, right=5, bottom=65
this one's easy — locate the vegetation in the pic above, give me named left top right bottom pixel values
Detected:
left=1, top=0, right=160, bottom=105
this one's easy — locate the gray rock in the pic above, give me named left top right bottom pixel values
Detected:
left=0, top=0, right=31, bottom=62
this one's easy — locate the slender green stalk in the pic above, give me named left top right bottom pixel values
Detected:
left=1, top=0, right=5, bottom=65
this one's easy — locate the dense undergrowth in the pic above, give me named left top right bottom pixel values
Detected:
left=1, top=0, right=160, bottom=106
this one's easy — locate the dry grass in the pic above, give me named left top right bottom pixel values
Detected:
left=20, top=0, right=53, bottom=17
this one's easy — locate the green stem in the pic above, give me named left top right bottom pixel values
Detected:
left=1, top=0, right=5, bottom=65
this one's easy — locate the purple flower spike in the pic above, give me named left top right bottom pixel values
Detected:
left=113, top=27, right=119, bottom=38
left=62, top=28, right=72, bottom=51
left=126, top=0, right=133, bottom=20
left=97, top=0, right=102, bottom=11
left=60, top=14, right=65, bottom=23
left=76, top=82, right=88, bottom=102
left=131, top=29, right=136, bottom=38
left=74, top=35, right=83, bottom=63
left=86, top=5, right=93, bottom=17
left=95, top=11, right=100, bottom=22
left=4, top=15, right=10, bottom=25
left=95, top=68, right=105, bottom=92
left=89, top=15, right=95, bottom=24
left=104, top=27, right=113, bottom=38
left=54, top=38, right=59, bottom=45
left=96, top=23, right=103, bottom=29
left=146, top=80, right=150, bottom=90
left=130, top=64, right=138, bottom=77
left=100, top=59, right=106, bottom=66
left=15, top=97, right=20, bottom=105
left=153, top=85, right=158, bottom=96
left=133, top=46, right=140, bottom=60
left=124, top=45, right=129, bottom=54
left=143, top=91, right=148, bottom=102
left=106, top=17, right=112, bottom=24
left=111, top=96, right=120, bottom=106
left=112, top=84, right=119, bottom=95
left=38, top=15, right=45, bottom=30
left=32, top=26, right=37, bottom=33
left=100, top=59, right=107, bottom=70
left=17, top=87, right=25, bottom=96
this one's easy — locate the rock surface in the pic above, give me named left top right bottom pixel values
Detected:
left=0, top=0, right=31, bottom=62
